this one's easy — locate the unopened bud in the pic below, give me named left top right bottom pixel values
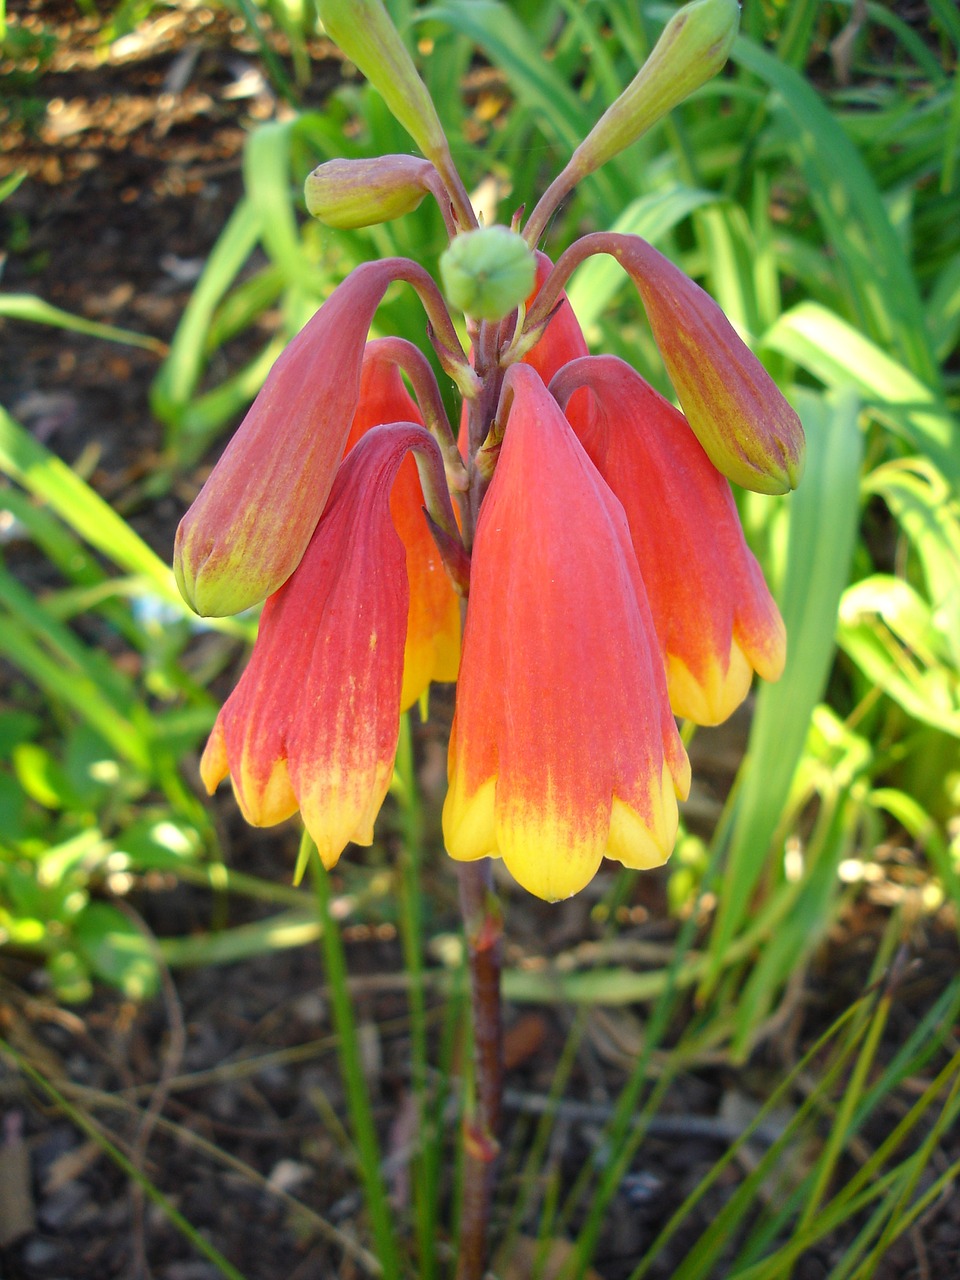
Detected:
left=317, top=0, right=448, bottom=166
left=305, top=155, right=437, bottom=229
left=574, top=0, right=739, bottom=177
left=440, top=227, right=536, bottom=323
left=621, top=237, right=804, bottom=495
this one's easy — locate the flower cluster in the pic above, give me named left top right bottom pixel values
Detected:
left=175, top=0, right=804, bottom=901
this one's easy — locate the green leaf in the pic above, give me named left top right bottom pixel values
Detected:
left=0, top=406, right=183, bottom=604
left=74, top=902, right=159, bottom=1000
left=0, top=294, right=165, bottom=352
left=731, top=35, right=940, bottom=389
left=867, top=458, right=960, bottom=668
left=763, top=302, right=959, bottom=486
left=702, top=388, right=864, bottom=997
left=837, top=575, right=960, bottom=735
left=150, top=196, right=263, bottom=432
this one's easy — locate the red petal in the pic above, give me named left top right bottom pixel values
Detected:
left=444, top=365, right=689, bottom=901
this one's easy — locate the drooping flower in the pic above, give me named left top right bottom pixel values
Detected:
left=175, top=259, right=467, bottom=618
left=443, top=365, right=690, bottom=901
left=200, top=424, right=446, bottom=868
left=551, top=355, right=785, bottom=725
left=344, top=342, right=461, bottom=709
left=617, top=236, right=805, bottom=494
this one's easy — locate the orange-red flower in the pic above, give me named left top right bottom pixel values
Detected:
left=552, top=355, right=785, bottom=725
left=344, top=342, right=461, bottom=709
left=200, top=424, right=444, bottom=868
left=618, top=237, right=804, bottom=495
left=443, top=365, right=690, bottom=901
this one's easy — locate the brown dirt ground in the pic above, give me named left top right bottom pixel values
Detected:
left=1, top=5, right=959, bottom=1279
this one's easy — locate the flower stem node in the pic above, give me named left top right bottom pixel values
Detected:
left=305, top=155, right=439, bottom=230
left=440, top=227, right=537, bottom=323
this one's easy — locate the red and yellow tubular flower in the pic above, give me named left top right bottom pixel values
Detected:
left=344, top=343, right=461, bottom=709
left=552, top=356, right=786, bottom=726
left=443, top=365, right=691, bottom=902
left=618, top=237, right=805, bottom=495
left=174, top=258, right=464, bottom=618
left=200, top=424, right=443, bottom=869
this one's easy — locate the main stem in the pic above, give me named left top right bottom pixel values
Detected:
left=454, top=322, right=508, bottom=1279
left=455, top=859, right=503, bottom=1280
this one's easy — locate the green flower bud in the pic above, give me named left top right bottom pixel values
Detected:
left=440, top=227, right=536, bottom=323
left=305, top=156, right=437, bottom=229
left=575, top=0, right=739, bottom=176
left=317, top=0, right=447, bottom=166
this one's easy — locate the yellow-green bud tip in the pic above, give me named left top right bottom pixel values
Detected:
left=440, top=226, right=536, bottom=323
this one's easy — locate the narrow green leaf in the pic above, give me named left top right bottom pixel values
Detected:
left=763, top=302, right=959, bottom=486
left=703, top=389, right=864, bottom=996
left=837, top=575, right=960, bottom=735
left=0, top=294, right=165, bottom=352
left=0, top=406, right=183, bottom=606
left=731, top=36, right=940, bottom=388
left=150, top=197, right=262, bottom=431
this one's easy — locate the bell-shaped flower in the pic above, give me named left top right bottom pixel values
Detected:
left=200, top=423, right=446, bottom=868
left=552, top=356, right=786, bottom=725
left=443, top=365, right=690, bottom=902
left=618, top=237, right=805, bottom=495
left=344, top=342, right=461, bottom=709
left=175, top=259, right=467, bottom=618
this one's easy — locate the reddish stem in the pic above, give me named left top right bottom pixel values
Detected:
left=455, top=858, right=503, bottom=1280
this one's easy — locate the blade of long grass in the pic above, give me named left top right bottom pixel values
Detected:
left=392, top=714, right=438, bottom=1280
left=924, top=249, right=960, bottom=360
left=729, top=1053, right=960, bottom=1280
left=0, top=294, right=165, bottom=352
left=0, top=406, right=180, bottom=605
left=0, top=407, right=251, bottom=638
left=763, top=302, right=959, bottom=485
left=0, top=1040, right=247, bottom=1280
left=828, top=1049, right=960, bottom=1280
left=627, top=995, right=872, bottom=1280
left=0, top=603, right=153, bottom=773
left=150, top=197, right=262, bottom=436
left=243, top=121, right=326, bottom=294
left=866, top=458, right=960, bottom=667
left=702, top=388, right=863, bottom=998
left=734, top=975, right=960, bottom=1272
left=731, top=35, right=940, bottom=389
left=309, top=839, right=402, bottom=1280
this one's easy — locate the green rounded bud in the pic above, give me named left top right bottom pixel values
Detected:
left=439, top=226, right=536, bottom=322
left=305, top=156, right=435, bottom=229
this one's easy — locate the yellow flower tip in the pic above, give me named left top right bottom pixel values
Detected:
left=442, top=771, right=497, bottom=865
left=607, top=765, right=680, bottom=871
left=235, top=751, right=299, bottom=828
left=666, top=643, right=754, bottom=727
left=501, top=824, right=605, bottom=903
left=750, top=611, right=788, bottom=684
left=199, top=722, right=228, bottom=795
left=299, top=757, right=398, bottom=871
